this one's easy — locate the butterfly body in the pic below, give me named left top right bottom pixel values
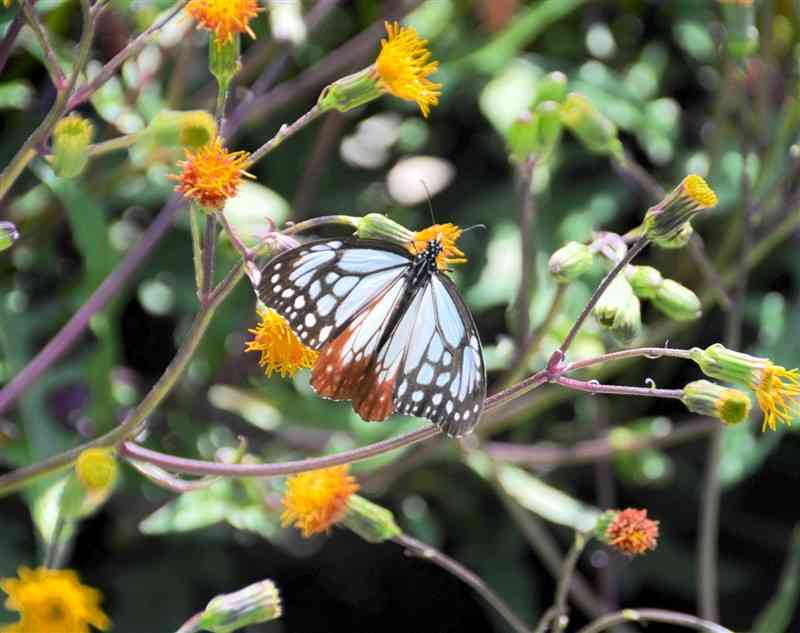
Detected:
left=258, top=236, right=485, bottom=437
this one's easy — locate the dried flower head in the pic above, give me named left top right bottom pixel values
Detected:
left=691, top=344, right=800, bottom=431
left=172, top=137, right=253, bottom=210
left=0, top=566, right=110, bottom=633
left=408, top=223, right=466, bottom=270
left=245, top=308, right=318, bottom=378
left=186, top=0, right=262, bottom=42
left=596, top=508, right=659, bottom=556
left=281, top=465, right=360, bottom=537
left=374, top=21, right=442, bottom=117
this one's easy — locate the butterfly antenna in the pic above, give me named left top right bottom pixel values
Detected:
left=419, top=179, right=437, bottom=225
left=461, top=224, right=486, bottom=234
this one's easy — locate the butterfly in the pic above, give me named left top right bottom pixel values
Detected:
left=257, top=228, right=486, bottom=437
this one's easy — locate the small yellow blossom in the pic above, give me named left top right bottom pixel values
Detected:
left=245, top=308, right=318, bottom=378
left=281, top=465, right=359, bottom=537
left=172, top=137, right=253, bottom=210
left=643, top=174, right=718, bottom=246
left=0, top=566, right=110, bottom=633
left=186, top=0, right=262, bottom=42
left=76, top=448, right=117, bottom=494
left=408, top=223, right=466, bottom=270
left=596, top=508, right=659, bottom=556
left=374, top=21, right=442, bottom=118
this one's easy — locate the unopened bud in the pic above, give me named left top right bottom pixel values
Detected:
left=654, top=221, right=693, bottom=249
left=592, top=276, right=641, bottom=342
left=198, top=580, right=282, bottom=633
left=651, top=279, right=702, bottom=321
left=210, top=35, right=241, bottom=90
left=719, top=0, right=758, bottom=59
left=52, top=114, right=94, bottom=178
left=682, top=379, right=751, bottom=425
left=356, top=213, right=414, bottom=246
left=533, top=71, right=568, bottom=106
left=341, top=495, right=402, bottom=543
left=318, top=67, right=383, bottom=113
left=626, top=265, right=663, bottom=299
left=60, top=447, right=118, bottom=520
left=0, top=221, right=19, bottom=252
left=690, top=343, right=764, bottom=387
left=560, top=92, right=623, bottom=158
left=149, top=110, right=218, bottom=150
left=642, top=175, right=717, bottom=247
left=549, top=241, right=593, bottom=282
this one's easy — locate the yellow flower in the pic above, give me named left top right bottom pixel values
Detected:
left=76, top=448, right=117, bottom=494
left=0, top=566, right=110, bottom=633
left=245, top=308, right=318, bottom=378
left=281, top=465, right=360, bottom=537
left=690, top=344, right=800, bottom=431
left=643, top=174, right=718, bottom=247
left=374, top=21, right=442, bottom=118
left=171, top=137, right=253, bottom=211
left=407, top=223, right=466, bottom=270
left=186, top=0, right=262, bottom=42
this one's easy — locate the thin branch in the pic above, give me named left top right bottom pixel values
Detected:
left=394, top=533, right=532, bottom=633
left=564, top=346, right=694, bottom=372
left=201, top=214, right=217, bottom=303
left=21, top=0, right=66, bottom=89
left=516, top=156, right=538, bottom=350
left=555, top=376, right=683, bottom=400
left=537, top=532, right=586, bottom=633
left=574, top=608, right=734, bottom=633
left=248, top=104, right=323, bottom=165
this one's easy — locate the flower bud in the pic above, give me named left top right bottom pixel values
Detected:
left=355, top=213, right=414, bottom=246
left=60, top=448, right=118, bottom=520
left=719, top=0, right=758, bottom=59
left=210, top=35, right=241, bottom=90
left=690, top=343, right=764, bottom=387
left=534, top=100, right=563, bottom=158
left=268, top=0, right=306, bottom=45
left=625, top=265, right=663, bottom=299
left=507, top=112, right=538, bottom=160
left=0, top=221, right=19, bottom=252
left=592, top=275, right=641, bottom=342
left=642, top=175, right=717, bottom=247
left=198, top=580, right=282, bottom=633
left=682, top=380, right=751, bottom=425
left=533, top=71, right=568, bottom=106
left=549, top=241, right=594, bottom=282
left=341, top=495, right=402, bottom=543
left=560, top=92, right=623, bottom=158
left=52, top=114, right=94, bottom=179
left=651, top=279, right=702, bottom=321
left=318, top=67, right=383, bottom=114
left=149, top=110, right=218, bottom=150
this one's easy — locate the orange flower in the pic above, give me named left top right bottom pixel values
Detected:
left=186, top=0, right=262, bottom=42
left=245, top=308, right=318, bottom=378
left=172, top=137, right=253, bottom=210
left=600, top=508, right=659, bottom=556
left=281, top=465, right=360, bottom=537
left=0, top=566, right=110, bottom=633
left=407, top=223, right=466, bottom=270
left=374, top=21, right=442, bottom=118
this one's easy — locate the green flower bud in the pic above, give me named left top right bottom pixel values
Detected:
left=653, top=221, right=693, bottom=249
left=689, top=343, right=765, bottom=387
left=535, top=100, right=563, bottom=158
left=355, top=213, right=414, bottom=246
left=210, top=34, right=241, bottom=90
left=198, top=580, right=282, bottom=633
left=719, top=0, right=758, bottom=59
left=681, top=379, right=751, bottom=425
left=533, top=71, right=568, bottom=106
left=60, top=448, right=118, bottom=520
left=592, top=275, right=641, bottom=342
left=560, top=92, right=623, bottom=158
left=341, top=495, right=402, bottom=543
left=651, top=279, right=702, bottom=321
left=548, top=241, right=594, bottom=282
left=0, top=221, right=19, bottom=252
left=626, top=265, right=664, bottom=299
left=507, top=112, right=538, bottom=160
left=148, top=110, right=218, bottom=149
left=642, top=175, right=717, bottom=247
left=318, top=67, right=383, bottom=114
left=52, top=114, right=94, bottom=179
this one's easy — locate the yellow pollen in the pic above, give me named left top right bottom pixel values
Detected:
left=245, top=308, right=318, bottom=378
left=408, top=223, right=466, bottom=270
left=186, top=0, right=262, bottom=42
left=682, top=174, right=718, bottom=208
left=374, top=21, right=442, bottom=118
left=281, top=465, right=360, bottom=537
left=755, top=363, right=800, bottom=431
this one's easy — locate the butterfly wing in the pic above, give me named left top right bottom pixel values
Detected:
left=258, top=238, right=412, bottom=350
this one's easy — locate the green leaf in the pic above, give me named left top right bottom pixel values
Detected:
left=140, top=482, right=233, bottom=534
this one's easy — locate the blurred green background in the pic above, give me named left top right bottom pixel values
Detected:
left=1, top=0, right=800, bottom=631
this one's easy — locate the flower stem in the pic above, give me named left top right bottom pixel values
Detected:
left=557, top=237, right=648, bottom=356
left=190, top=204, right=205, bottom=299
left=174, top=613, right=202, bottom=633
left=86, top=132, right=142, bottom=157
left=564, top=346, right=694, bottom=372
left=574, top=608, right=734, bottom=633
left=555, top=376, right=683, bottom=400
left=533, top=531, right=587, bottom=633
left=248, top=104, right=323, bottom=165
left=21, top=0, right=66, bottom=89
left=201, top=214, right=217, bottom=302
left=393, top=533, right=532, bottom=633
left=515, top=156, right=538, bottom=351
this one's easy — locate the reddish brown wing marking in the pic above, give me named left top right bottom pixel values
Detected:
left=311, top=321, right=369, bottom=401
left=352, top=371, right=397, bottom=421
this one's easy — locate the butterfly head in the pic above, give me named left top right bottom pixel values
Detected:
left=408, top=223, right=467, bottom=270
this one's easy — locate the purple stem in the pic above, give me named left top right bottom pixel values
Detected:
left=0, top=196, right=185, bottom=415
left=0, top=12, right=25, bottom=75
left=556, top=375, right=683, bottom=400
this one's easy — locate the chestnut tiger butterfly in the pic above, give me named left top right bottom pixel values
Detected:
left=257, top=231, right=486, bottom=437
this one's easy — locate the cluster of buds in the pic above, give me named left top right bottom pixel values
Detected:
left=506, top=71, right=567, bottom=162
left=592, top=275, right=641, bottom=343
left=626, top=265, right=702, bottom=321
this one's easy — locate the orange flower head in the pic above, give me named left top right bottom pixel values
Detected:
left=375, top=21, right=442, bottom=117
left=281, top=465, right=360, bottom=537
left=0, top=566, right=110, bottom=633
left=408, top=223, right=466, bottom=270
left=186, top=0, right=262, bottom=42
left=603, top=508, right=659, bottom=556
left=245, top=308, right=318, bottom=378
left=172, top=137, right=253, bottom=210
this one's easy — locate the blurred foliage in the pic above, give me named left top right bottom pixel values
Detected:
left=1, top=0, right=800, bottom=632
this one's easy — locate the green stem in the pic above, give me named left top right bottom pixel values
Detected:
left=189, top=204, right=205, bottom=300
left=248, top=104, right=323, bottom=165
left=21, top=0, right=66, bottom=89
left=549, top=532, right=588, bottom=632
left=574, top=608, right=734, bottom=633
left=86, top=132, right=141, bottom=157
